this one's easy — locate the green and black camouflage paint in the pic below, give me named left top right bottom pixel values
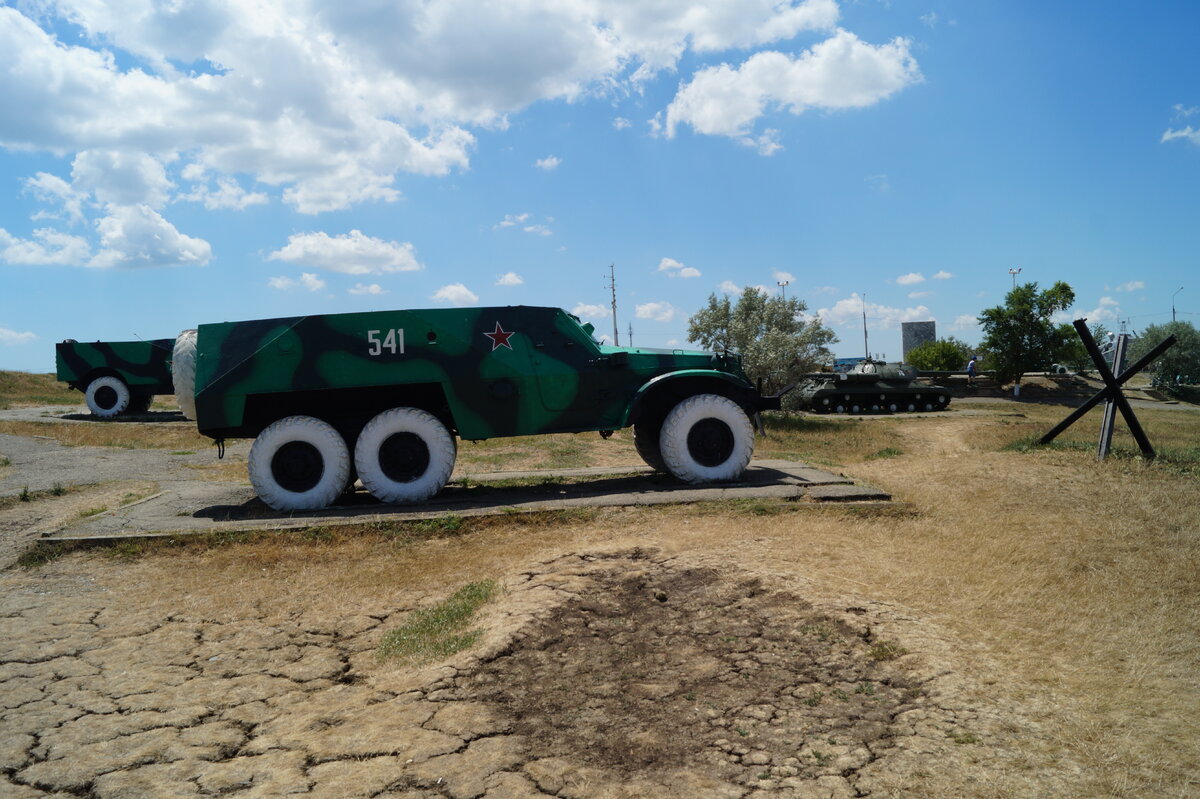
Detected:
left=55, top=339, right=175, bottom=394
left=794, top=360, right=952, bottom=413
left=193, top=306, right=778, bottom=442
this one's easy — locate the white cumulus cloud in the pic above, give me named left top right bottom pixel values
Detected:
left=88, top=205, right=211, bottom=269
left=0, top=326, right=37, bottom=345
left=433, top=282, right=479, bottom=306
left=268, top=272, right=324, bottom=291
left=571, top=303, right=608, bottom=319
left=664, top=29, right=921, bottom=149
left=495, top=271, right=524, bottom=286
left=659, top=257, right=701, bottom=278
left=523, top=224, right=552, bottom=236
left=1115, top=281, right=1144, bottom=292
left=0, top=228, right=91, bottom=266
left=268, top=230, right=422, bottom=275
left=718, top=280, right=741, bottom=294
left=494, top=213, right=530, bottom=229
left=636, top=301, right=677, bottom=322
left=896, top=272, right=925, bottom=286
left=535, top=156, right=561, bottom=170
left=932, top=270, right=954, bottom=280
left=774, top=270, right=795, bottom=283
left=816, top=294, right=931, bottom=329
left=907, top=291, right=930, bottom=299
left=349, top=282, right=386, bottom=295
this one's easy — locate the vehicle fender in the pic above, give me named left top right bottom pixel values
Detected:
left=625, top=369, right=762, bottom=426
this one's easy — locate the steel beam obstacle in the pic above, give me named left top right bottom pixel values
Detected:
left=1039, top=319, right=1177, bottom=459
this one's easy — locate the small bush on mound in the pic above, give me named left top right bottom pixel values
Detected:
left=378, top=580, right=498, bottom=661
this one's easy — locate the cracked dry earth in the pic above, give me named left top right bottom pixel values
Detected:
left=2, top=550, right=1042, bottom=798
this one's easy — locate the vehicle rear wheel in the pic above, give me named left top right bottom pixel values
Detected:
left=633, top=421, right=667, bottom=472
left=659, top=394, right=754, bottom=483
left=172, top=329, right=198, bottom=420
left=85, top=376, right=130, bottom=418
left=355, top=407, right=456, bottom=503
left=126, top=392, right=154, bottom=414
left=248, top=416, right=351, bottom=511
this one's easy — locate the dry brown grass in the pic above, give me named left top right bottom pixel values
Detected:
left=18, top=401, right=1200, bottom=797
left=0, top=419, right=212, bottom=451
left=0, top=371, right=78, bottom=409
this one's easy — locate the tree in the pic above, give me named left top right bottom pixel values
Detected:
left=687, top=287, right=836, bottom=404
left=1128, top=321, right=1200, bottom=386
left=905, top=337, right=974, bottom=372
left=1055, top=321, right=1110, bottom=372
left=977, top=281, right=1076, bottom=384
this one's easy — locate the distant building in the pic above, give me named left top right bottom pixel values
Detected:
left=901, top=321, right=936, bottom=360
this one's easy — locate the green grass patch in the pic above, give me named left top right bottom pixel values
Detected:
left=0, top=455, right=11, bottom=467
left=868, top=639, right=909, bottom=662
left=377, top=580, right=499, bottom=662
left=16, top=542, right=74, bottom=569
left=865, top=446, right=904, bottom=460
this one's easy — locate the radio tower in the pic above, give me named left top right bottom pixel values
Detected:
left=607, top=264, right=620, bottom=345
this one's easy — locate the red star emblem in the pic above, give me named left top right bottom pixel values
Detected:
left=484, top=321, right=514, bottom=351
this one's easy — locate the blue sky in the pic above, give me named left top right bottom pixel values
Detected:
left=2, top=0, right=1198, bottom=372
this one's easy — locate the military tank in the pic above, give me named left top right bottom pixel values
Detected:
left=795, top=360, right=951, bottom=414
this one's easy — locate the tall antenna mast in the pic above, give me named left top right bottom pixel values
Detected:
left=861, top=292, right=869, bottom=360
left=607, top=264, right=620, bottom=345
left=628, top=322, right=634, bottom=347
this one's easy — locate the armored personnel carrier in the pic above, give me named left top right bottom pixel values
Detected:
left=55, top=338, right=176, bottom=418
left=795, top=360, right=951, bottom=414
left=179, top=306, right=782, bottom=511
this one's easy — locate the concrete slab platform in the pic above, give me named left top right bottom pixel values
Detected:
left=42, top=459, right=889, bottom=541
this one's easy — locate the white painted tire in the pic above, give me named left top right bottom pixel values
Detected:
left=85, top=376, right=130, bottom=418
left=249, top=416, right=351, bottom=511
left=355, top=407, right=456, bottom=503
left=172, top=329, right=198, bottom=420
left=659, top=394, right=754, bottom=484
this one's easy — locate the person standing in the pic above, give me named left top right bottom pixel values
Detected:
left=966, top=355, right=978, bottom=387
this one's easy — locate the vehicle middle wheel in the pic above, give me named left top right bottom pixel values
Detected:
left=248, top=415, right=351, bottom=511
left=355, top=407, right=457, bottom=503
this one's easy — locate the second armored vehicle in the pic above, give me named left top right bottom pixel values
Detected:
left=794, top=360, right=951, bottom=414
left=179, top=306, right=782, bottom=511
left=55, top=338, right=176, bottom=418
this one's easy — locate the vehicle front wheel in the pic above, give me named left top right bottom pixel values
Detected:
left=248, top=416, right=351, bottom=511
left=85, top=376, right=130, bottom=418
left=659, top=394, right=754, bottom=483
left=355, top=407, right=456, bottom=504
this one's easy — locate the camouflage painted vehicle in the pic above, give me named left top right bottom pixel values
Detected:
left=55, top=338, right=175, bottom=418
left=183, top=306, right=781, bottom=511
left=794, top=360, right=951, bottom=414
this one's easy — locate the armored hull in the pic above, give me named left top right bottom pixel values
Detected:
left=796, top=361, right=951, bottom=414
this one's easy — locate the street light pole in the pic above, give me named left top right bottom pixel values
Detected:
left=1173, top=286, right=1184, bottom=323
left=1008, top=267, right=1022, bottom=289
left=777, top=280, right=789, bottom=299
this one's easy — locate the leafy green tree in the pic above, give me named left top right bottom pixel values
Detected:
left=687, top=287, right=836, bottom=404
left=1056, top=321, right=1110, bottom=372
left=905, top=337, right=974, bottom=372
left=1128, top=321, right=1200, bottom=385
left=977, top=281, right=1076, bottom=384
